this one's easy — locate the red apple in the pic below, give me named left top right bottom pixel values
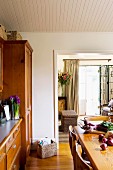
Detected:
left=102, top=137, right=108, bottom=143
left=99, top=134, right=104, bottom=141
left=100, top=143, right=107, bottom=150
left=108, top=136, right=113, bottom=141
left=107, top=138, right=113, bottom=146
left=110, top=134, right=113, bottom=138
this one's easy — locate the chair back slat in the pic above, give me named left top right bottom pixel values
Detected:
left=76, top=143, right=93, bottom=170
left=69, top=125, right=78, bottom=155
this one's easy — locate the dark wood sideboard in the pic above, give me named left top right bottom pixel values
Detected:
left=58, top=97, right=67, bottom=118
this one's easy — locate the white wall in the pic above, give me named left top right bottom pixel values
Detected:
left=20, top=32, right=113, bottom=141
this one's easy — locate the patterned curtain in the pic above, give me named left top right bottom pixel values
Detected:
left=64, top=60, right=79, bottom=115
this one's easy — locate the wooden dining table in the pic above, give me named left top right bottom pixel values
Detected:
left=74, top=125, right=113, bottom=170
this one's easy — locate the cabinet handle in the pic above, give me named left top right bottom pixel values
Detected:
left=12, top=144, right=16, bottom=149
left=13, top=164, right=16, bottom=169
left=8, top=137, right=12, bottom=142
left=16, top=127, right=19, bottom=131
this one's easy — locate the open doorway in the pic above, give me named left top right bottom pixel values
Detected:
left=54, top=50, right=113, bottom=144
left=58, top=65, right=100, bottom=142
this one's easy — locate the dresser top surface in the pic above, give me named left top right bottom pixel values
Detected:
left=0, top=119, right=21, bottom=145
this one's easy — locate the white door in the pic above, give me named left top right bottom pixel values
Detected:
left=79, top=66, right=100, bottom=115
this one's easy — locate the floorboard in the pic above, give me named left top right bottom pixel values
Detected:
left=26, top=143, right=73, bottom=170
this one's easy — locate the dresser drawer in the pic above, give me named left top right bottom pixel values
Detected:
left=6, top=134, right=14, bottom=152
left=0, top=145, right=5, bottom=155
left=0, top=153, right=6, bottom=170
left=7, top=132, right=21, bottom=170
left=11, top=148, right=20, bottom=170
left=14, top=125, right=20, bottom=139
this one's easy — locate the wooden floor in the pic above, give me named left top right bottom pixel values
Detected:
left=25, top=143, right=73, bottom=170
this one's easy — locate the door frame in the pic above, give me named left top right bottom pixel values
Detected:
left=53, top=50, right=113, bottom=144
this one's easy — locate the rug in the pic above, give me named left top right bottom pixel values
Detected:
left=59, top=131, right=69, bottom=143
left=59, top=120, right=69, bottom=143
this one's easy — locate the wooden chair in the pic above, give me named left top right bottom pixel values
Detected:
left=69, top=125, right=79, bottom=156
left=69, top=125, right=91, bottom=170
left=84, top=115, right=111, bottom=122
left=69, top=125, right=81, bottom=170
left=76, top=143, right=93, bottom=170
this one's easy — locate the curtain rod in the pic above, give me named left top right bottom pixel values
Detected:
left=63, top=59, right=111, bottom=61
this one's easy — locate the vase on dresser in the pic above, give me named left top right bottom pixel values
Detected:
left=14, top=103, right=20, bottom=119
left=58, top=83, right=65, bottom=97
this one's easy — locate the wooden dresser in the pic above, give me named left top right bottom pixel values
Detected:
left=0, top=37, right=3, bottom=92
left=0, top=119, right=22, bottom=170
left=2, top=40, right=33, bottom=169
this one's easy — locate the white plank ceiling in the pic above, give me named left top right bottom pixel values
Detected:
left=1, top=0, right=113, bottom=32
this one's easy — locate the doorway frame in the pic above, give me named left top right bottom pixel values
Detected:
left=53, top=50, right=113, bottom=144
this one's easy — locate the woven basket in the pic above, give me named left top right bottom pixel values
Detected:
left=61, top=110, right=78, bottom=132
left=6, top=31, right=22, bottom=40
left=37, top=140, right=57, bottom=159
